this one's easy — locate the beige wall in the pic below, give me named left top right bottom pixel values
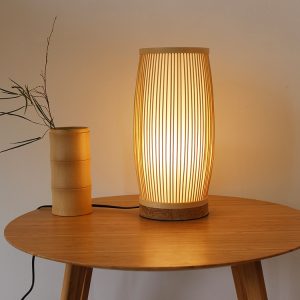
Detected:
left=1, top=0, right=300, bottom=299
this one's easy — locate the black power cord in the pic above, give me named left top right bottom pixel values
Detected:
left=21, top=256, right=35, bottom=300
left=21, top=203, right=139, bottom=299
left=92, top=204, right=139, bottom=209
left=37, top=204, right=139, bottom=210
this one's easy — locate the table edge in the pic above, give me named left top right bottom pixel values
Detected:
left=4, top=194, right=300, bottom=271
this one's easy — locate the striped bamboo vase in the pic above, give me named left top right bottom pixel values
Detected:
left=49, top=127, right=92, bottom=216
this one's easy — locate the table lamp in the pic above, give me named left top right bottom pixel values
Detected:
left=134, top=47, right=215, bottom=220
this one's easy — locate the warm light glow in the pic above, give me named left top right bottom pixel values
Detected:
left=134, top=47, right=214, bottom=209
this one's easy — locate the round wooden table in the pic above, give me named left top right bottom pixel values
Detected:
left=5, top=195, right=300, bottom=300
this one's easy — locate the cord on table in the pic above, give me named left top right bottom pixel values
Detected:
left=21, top=202, right=139, bottom=299
left=37, top=204, right=139, bottom=210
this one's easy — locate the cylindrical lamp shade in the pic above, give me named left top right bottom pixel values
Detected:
left=134, top=47, right=214, bottom=220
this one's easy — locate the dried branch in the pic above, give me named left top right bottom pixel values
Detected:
left=0, top=17, right=57, bottom=153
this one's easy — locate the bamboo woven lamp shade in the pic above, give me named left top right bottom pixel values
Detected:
left=134, top=47, right=215, bottom=220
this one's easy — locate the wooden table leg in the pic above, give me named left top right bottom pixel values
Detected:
left=231, top=261, right=268, bottom=300
left=60, top=264, right=93, bottom=300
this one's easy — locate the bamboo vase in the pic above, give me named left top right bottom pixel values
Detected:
left=49, top=127, right=92, bottom=216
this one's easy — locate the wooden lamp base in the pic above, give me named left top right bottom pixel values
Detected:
left=139, top=202, right=209, bottom=221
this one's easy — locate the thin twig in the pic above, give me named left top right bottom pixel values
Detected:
left=42, top=16, right=57, bottom=128
left=0, top=106, right=25, bottom=116
left=0, top=138, right=41, bottom=153
left=0, top=95, right=21, bottom=100
left=0, top=128, right=49, bottom=153
left=0, top=111, right=47, bottom=126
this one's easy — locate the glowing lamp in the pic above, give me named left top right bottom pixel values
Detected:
left=134, top=47, right=214, bottom=220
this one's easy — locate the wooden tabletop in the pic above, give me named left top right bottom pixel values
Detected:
left=4, top=195, right=300, bottom=271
